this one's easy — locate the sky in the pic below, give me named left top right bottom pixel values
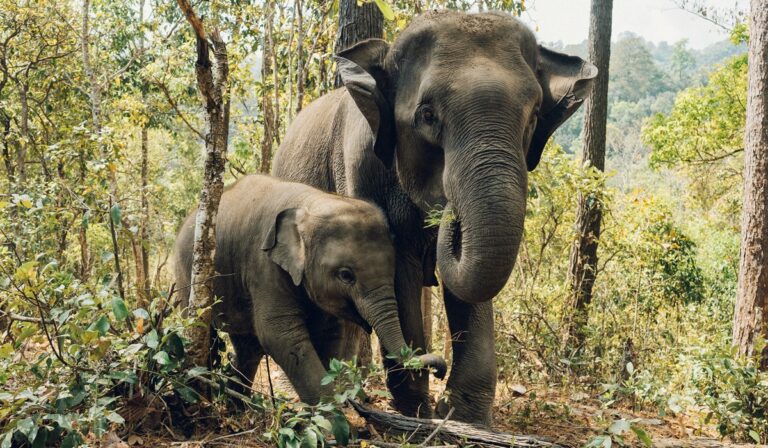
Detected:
left=520, top=0, right=745, bottom=49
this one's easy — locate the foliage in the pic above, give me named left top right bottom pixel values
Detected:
left=643, top=55, right=747, bottom=221
left=583, top=419, right=652, bottom=448
left=692, top=348, right=768, bottom=443
left=610, top=35, right=672, bottom=103
left=0, top=0, right=757, bottom=445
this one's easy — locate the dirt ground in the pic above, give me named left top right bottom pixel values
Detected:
left=98, top=360, right=764, bottom=448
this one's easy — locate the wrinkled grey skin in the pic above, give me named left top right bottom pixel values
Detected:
left=273, top=11, right=596, bottom=423
left=174, top=175, right=447, bottom=405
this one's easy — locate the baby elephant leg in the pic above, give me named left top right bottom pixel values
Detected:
left=259, top=317, right=331, bottom=405
left=229, top=334, right=264, bottom=395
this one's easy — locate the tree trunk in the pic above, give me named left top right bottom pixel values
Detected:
left=733, top=0, right=768, bottom=370
left=563, top=0, right=613, bottom=352
left=16, top=82, right=28, bottom=186
left=138, top=125, right=150, bottom=305
left=177, top=0, right=230, bottom=369
left=260, top=2, right=275, bottom=174
left=1, top=112, right=13, bottom=185
left=333, top=0, right=383, bottom=87
left=138, top=0, right=151, bottom=306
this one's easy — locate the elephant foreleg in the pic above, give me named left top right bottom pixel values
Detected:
left=383, top=250, right=433, bottom=418
left=437, top=287, right=496, bottom=425
left=228, top=333, right=264, bottom=394
left=258, top=315, right=331, bottom=405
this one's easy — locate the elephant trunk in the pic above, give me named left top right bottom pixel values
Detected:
left=355, top=287, right=447, bottom=378
left=437, top=140, right=527, bottom=303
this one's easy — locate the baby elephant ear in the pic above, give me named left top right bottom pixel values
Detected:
left=261, top=208, right=306, bottom=286
left=528, top=46, right=598, bottom=171
left=336, top=38, right=395, bottom=168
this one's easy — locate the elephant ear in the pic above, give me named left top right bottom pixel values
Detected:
left=336, top=38, right=395, bottom=168
left=261, top=208, right=307, bottom=286
left=527, top=46, right=598, bottom=171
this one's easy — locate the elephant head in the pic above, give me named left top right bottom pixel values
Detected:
left=337, top=11, right=597, bottom=303
left=262, top=203, right=447, bottom=378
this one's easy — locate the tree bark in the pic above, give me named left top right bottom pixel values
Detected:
left=563, top=0, right=613, bottom=352
left=16, top=82, right=28, bottom=186
left=733, top=0, right=768, bottom=370
left=138, top=0, right=151, bottom=306
left=177, top=0, right=230, bottom=369
left=259, top=2, right=275, bottom=174
left=350, top=401, right=562, bottom=447
left=138, top=125, right=150, bottom=305
left=333, top=0, right=384, bottom=87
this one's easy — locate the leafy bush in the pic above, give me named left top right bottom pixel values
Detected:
left=692, top=349, right=768, bottom=443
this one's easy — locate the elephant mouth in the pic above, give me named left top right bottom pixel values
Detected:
left=339, top=305, right=373, bottom=334
left=446, top=206, right=462, bottom=261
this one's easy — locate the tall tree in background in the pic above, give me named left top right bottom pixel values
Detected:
left=176, top=0, right=231, bottom=369
left=563, top=0, right=613, bottom=351
left=259, top=2, right=277, bottom=174
left=333, top=0, right=383, bottom=87
left=733, top=0, right=768, bottom=369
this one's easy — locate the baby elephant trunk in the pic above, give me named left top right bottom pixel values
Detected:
left=356, top=287, right=447, bottom=379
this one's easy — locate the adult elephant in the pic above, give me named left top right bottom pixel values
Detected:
left=273, top=10, right=596, bottom=424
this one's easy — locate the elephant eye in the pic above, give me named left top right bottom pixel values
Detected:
left=337, top=267, right=356, bottom=285
left=419, top=105, right=436, bottom=125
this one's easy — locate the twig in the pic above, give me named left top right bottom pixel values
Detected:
left=265, top=355, right=277, bottom=408
left=155, top=81, right=205, bottom=140
left=194, top=374, right=253, bottom=405
left=421, top=407, right=454, bottom=447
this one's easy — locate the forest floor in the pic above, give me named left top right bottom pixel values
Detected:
left=94, top=361, right=764, bottom=448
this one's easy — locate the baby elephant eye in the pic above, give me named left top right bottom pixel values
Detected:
left=337, top=267, right=356, bottom=285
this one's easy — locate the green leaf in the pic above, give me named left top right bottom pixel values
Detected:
left=176, top=386, right=199, bottom=403
left=163, top=332, right=185, bottom=360
left=625, top=361, right=634, bottom=375
left=89, top=315, right=110, bottom=336
left=301, top=428, right=318, bottom=448
left=31, top=428, right=48, bottom=448
left=110, top=203, right=122, bottom=225
left=311, top=415, right=332, bottom=432
left=583, top=435, right=611, bottom=448
left=111, top=297, right=129, bottom=321
left=631, top=426, right=653, bottom=447
left=106, top=411, right=125, bottom=424
left=187, top=366, right=208, bottom=378
left=1, top=432, right=13, bottom=448
left=749, top=430, right=760, bottom=443
left=153, top=351, right=171, bottom=365
left=371, top=0, right=394, bottom=20
left=16, top=417, right=37, bottom=442
left=145, top=329, right=159, bottom=349
left=331, top=414, right=349, bottom=446
left=320, top=374, right=335, bottom=386
left=132, top=308, right=150, bottom=320
left=608, top=419, right=631, bottom=435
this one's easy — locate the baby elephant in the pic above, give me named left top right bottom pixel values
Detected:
left=174, top=174, right=446, bottom=404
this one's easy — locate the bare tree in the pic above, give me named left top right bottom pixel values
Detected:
left=176, top=0, right=230, bottom=369
left=563, top=0, right=613, bottom=352
left=733, top=0, right=768, bottom=369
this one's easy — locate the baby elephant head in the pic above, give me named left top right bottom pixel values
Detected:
left=262, top=202, right=446, bottom=379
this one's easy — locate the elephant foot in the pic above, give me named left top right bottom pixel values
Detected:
left=387, top=371, right=433, bottom=418
left=393, top=395, right=434, bottom=419
left=435, top=386, right=493, bottom=426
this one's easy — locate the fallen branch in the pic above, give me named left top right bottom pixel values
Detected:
left=349, top=401, right=563, bottom=448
